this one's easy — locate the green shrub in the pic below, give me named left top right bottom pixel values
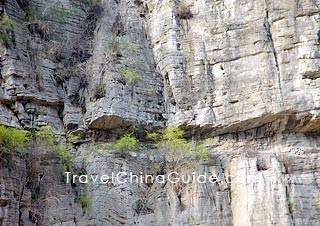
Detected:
left=106, top=39, right=137, bottom=63
left=0, top=33, right=9, bottom=42
left=106, top=39, right=121, bottom=62
left=57, top=148, right=75, bottom=172
left=49, top=6, right=81, bottom=23
left=23, top=4, right=80, bottom=24
left=74, top=195, right=90, bottom=211
left=1, top=15, right=20, bottom=30
left=0, top=126, right=31, bottom=159
left=286, top=199, right=294, bottom=212
left=22, top=5, right=41, bottom=22
left=144, top=88, right=154, bottom=95
left=115, top=134, right=138, bottom=157
left=35, top=126, right=74, bottom=172
left=121, top=68, right=142, bottom=85
left=119, top=40, right=136, bottom=53
left=34, top=125, right=56, bottom=145
left=0, top=15, right=20, bottom=44
left=148, top=127, right=210, bottom=168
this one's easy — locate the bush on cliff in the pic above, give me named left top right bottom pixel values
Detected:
left=115, top=133, right=139, bottom=157
left=35, top=125, right=75, bottom=172
left=148, top=127, right=211, bottom=169
left=0, top=125, right=31, bottom=159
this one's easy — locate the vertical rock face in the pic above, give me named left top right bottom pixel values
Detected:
left=0, top=0, right=320, bottom=225
left=85, top=0, right=165, bottom=130
left=147, top=0, right=320, bottom=133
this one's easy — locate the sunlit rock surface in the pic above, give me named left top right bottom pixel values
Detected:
left=0, top=0, right=319, bottom=225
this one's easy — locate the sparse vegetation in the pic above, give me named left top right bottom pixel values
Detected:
left=22, top=5, right=52, bottom=39
left=23, top=4, right=80, bottom=24
left=111, top=14, right=124, bottom=36
left=21, top=3, right=82, bottom=43
left=34, top=125, right=56, bottom=146
left=286, top=199, right=294, bottom=213
left=23, top=5, right=42, bottom=22
left=0, top=33, right=9, bottom=43
left=133, top=199, right=154, bottom=215
left=106, top=39, right=121, bottom=62
left=1, top=15, right=20, bottom=30
left=0, top=126, right=31, bottom=160
left=57, top=148, right=75, bottom=172
left=35, top=126, right=75, bottom=172
left=119, top=40, right=137, bottom=53
left=106, top=39, right=137, bottom=63
left=115, top=134, right=139, bottom=157
left=144, top=88, right=154, bottom=95
left=0, top=15, right=20, bottom=44
left=121, top=68, right=142, bottom=85
left=49, top=6, right=80, bottom=23
left=74, top=195, right=90, bottom=211
left=93, top=82, right=106, bottom=99
left=148, top=127, right=211, bottom=169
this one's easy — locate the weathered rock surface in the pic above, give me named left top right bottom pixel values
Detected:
left=147, top=0, right=320, bottom=134
left=2, top=128, right=320, bottom=226
left=0, top=0, right=320, bottom=225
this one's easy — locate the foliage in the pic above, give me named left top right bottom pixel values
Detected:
left=106, top=39, right=136, bottom=63
left=115, top=134, right=139, bottom=157
left=35, top=125, right=56, bottom=145
left=119, top=40, right=137, bottom=53
left=21, top=4, right=80, bottom=43
left=23, top=5, right=41, bottom=22
left=35, top=126, right=74, bottom=172
left=121, top=68, right=142, bottom=85
left=0, top=15, right=20, bottom=43
left=68, top=133, right=82, bottom=143
left=144, top=88, right=154, bottom=95
left=1, top=15, right=20, bottom=30
left=23, top=5, right=80, bottom=24
left=111, top=14, right=124, bottom=36
left=106, top=39, right=121, bottom=62
left=0, top=33, right=9, bottom=42
left=119, top=40, right=138, bottom=64
left=148, top=127, right=211, bottom=168
left=191, top=143, right=212, bottom=161
left=286, top=200, right=294, bottom=210
left=23, top=5, right=51, bottom=40
left=93, top=82, right=105, bottom=99
left=89, top=143, right=114, bottom=157
left=0, top=126, right=31, bottom=159
left=57, top=147, right=75, bottom=172
left=49, top=6, right=80, bottom=22
left=74, top=195, right=90, bottom=211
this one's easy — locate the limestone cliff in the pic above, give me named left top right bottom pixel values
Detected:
left=0, top=0, right=320, bottom=225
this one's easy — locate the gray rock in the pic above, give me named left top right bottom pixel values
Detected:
left=0, top=0, right=319, bottom=225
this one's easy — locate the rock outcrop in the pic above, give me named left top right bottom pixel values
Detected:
left=0, top=0, right=319, bottom=225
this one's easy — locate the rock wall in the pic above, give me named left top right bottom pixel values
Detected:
left=0, top=0, right=320, bottom=225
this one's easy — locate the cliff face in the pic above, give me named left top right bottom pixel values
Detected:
left=0, top=0, right=320, bottom=225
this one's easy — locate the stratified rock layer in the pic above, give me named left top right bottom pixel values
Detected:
left=0, top=0, right=319, bottom=225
